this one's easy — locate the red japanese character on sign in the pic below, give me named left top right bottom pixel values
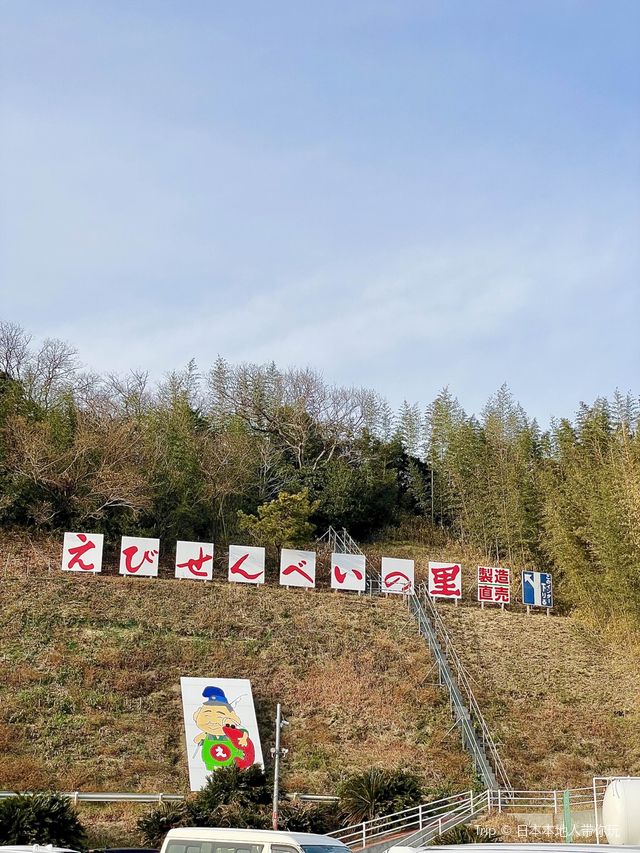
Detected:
left=119, top=536, right=160, bottom=577
left=62, top=532, right=104, bottom=573
left=175, top=541, right=214, bottom=580
left=429, top=562, right=461, bottom=598
left=381, top=557, right=415, bottom=594
left=67, top=534, right=96, bottom=570
left=478, top=584, right=495, bottom=602
left=282, top=560, right=314, bottom=584
left=123, top=546, right=158, bottom=573
left=279, top=548, right=316, bottom=588
left=478, top=566, right=494, bottom=584
left=494, top=568, right=510, bottom=585
left=177, top=548, right=213, bottom=577
left=331, top=553, right=366, bottom=592
left=494, top=585, right=510, bottom=603
left=228, top=545, right=265, bottom=584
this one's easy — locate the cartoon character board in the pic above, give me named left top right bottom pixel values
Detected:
left=180, top=677, right=264, bottom=790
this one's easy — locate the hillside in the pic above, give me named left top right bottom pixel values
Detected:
left=371, top=535, right=640, bottom=789
left=3, top=532, right=640, bottom=844
left=0, top=534, right=472, bottom=796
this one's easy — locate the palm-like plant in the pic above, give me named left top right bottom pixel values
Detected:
left=338, top=767, right=423, bottom=825
left=0, top=792, right=86, bottom=847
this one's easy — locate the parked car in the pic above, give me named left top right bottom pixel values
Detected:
left=160, top=828, right=350, bottom=853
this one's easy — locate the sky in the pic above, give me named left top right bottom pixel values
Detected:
left=1, top=0, right=639, bottom=421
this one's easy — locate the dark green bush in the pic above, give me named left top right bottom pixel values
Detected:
left=0, top=792, right=86, bottom=847
left=277, top=802, right=342, bottom=834
left=138, top=767, right=274, bottom=846
left=137, top=802, right=189, bottom=848
left=337, top=767, right=423, bottom=824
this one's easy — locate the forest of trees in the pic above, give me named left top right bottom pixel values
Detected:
left=1, top=320, right=639, bottom=623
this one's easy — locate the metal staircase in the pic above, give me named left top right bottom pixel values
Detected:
left=410, top=583, right=512, bottom=792
left=316, top=528, right=511, bottom=793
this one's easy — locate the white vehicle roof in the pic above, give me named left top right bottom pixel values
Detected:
left=164, top=829, right=346, bottom=846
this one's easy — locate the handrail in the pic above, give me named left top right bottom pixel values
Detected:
left=415, top=584, right=512, bottom=791
left=408, top=591, right=504, bottom=790
left=330, top=784, right=611, bottom=849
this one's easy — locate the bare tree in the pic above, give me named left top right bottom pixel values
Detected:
left=0, top=320, right=32, bottom=380
left=207, top=357, right=373, bottom=471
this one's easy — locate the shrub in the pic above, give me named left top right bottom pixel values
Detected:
left=138, top=767, right=274, bottom=846
left=338, top=767, right=423, bottom=824
left=277, top=802, right=342, bottom=834
left=0, top=792, right=86, bottom=847
left=137, top=802, right=189, bottom=848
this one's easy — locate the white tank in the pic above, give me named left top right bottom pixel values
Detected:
left=602, top=777, right=640, bottom=845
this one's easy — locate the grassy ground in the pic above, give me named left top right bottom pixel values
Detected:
left=0, top=533, right=472, bottom=844
left=437, top=602, right=640, bottom=789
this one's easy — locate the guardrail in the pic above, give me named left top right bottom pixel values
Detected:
left=0, top=790, right=340, bottom=805
left=0, top=791, right=185, bottom=803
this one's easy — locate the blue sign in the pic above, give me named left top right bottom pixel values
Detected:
left=522, top=571, right=553, bottom=608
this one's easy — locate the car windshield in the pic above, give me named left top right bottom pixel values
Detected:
left=300, top=846, right=348, bottom=853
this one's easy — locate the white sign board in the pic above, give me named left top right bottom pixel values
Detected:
left=119, top=536, right=160, bottom=577
left=477, top=565, right=511, bottom=605
left=228, top=545, right=265, bottom=584
left=331, top=552, right=366, bottom=592
left=61, top=532, right=104, bottom=573
left=280, top=548, right=316, bottom=588
left=381, top=557, right=415, bottom=594
left=428, top=560, right=462, bottom=599
left=175, top=541, right=214, bottom=580
left=180, top=677, right=264, bottom=791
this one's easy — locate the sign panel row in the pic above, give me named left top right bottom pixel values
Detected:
left=428, top=560, right=553, bottom=608
left=61, top=532, right=415, bottom=594
left=61, top=533, right=553, bottom=607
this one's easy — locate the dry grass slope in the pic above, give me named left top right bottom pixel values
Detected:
left=438, top=604, right=640, bottom=789
left=373, top=535, right=640, bottom=789
left=0, top=533, right=472, bottom=797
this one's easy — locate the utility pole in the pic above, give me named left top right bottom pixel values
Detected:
left=271, top=703, right=289, bottom=830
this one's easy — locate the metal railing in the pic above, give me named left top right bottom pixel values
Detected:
left=330, top=783, right=612, bottom=850
left=0, top=790, right=185, bottom=803
left=407, top=589, right=504, bottom=791
left=400, top=789, right=490, bottom=848
left=332, top=790, right=485, bottom=849
left=317, top=526, right=364, bottom=556
left=413, top=584, right=512, bottom=791
left=488, top=784, right=608, bottom=813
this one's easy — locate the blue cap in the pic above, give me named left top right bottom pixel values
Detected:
left=202, top=685, right=228, bottom=705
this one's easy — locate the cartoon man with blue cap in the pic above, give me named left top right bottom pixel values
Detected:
left=193, top=685, right=255, bottom=771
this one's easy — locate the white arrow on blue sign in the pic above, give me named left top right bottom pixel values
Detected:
left=522, top=571, right=553, bottom=608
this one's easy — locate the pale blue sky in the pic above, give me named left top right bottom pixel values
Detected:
left=1, top=0, right=638, bottom=420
